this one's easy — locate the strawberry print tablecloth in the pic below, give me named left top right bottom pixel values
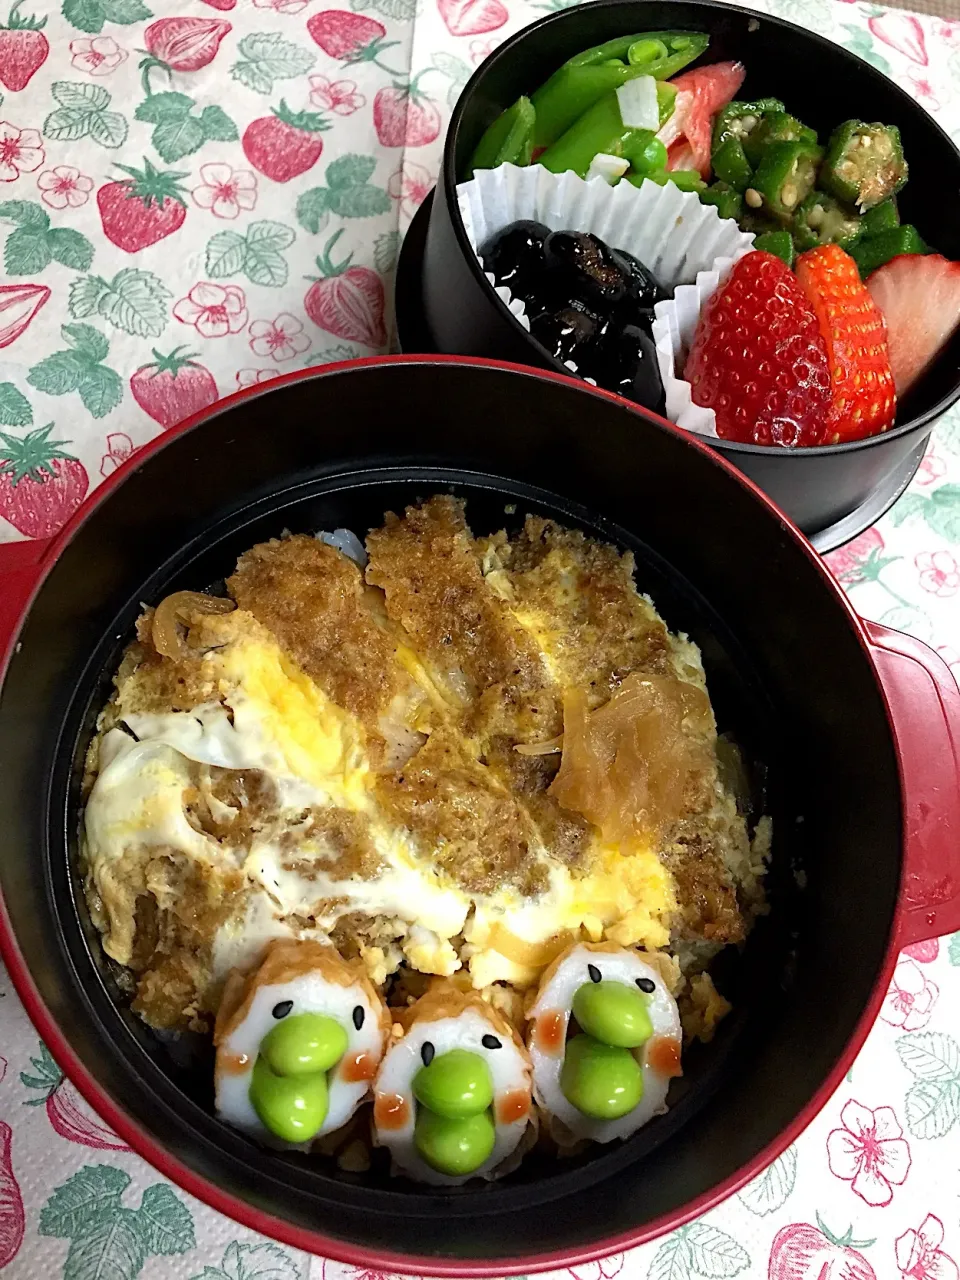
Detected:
left=1, top=0, right=960, bottom=1276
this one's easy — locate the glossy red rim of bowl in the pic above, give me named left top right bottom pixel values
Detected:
left=0, top=355, right=908, bottom=1275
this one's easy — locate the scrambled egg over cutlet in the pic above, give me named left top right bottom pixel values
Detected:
left=82, top=497, right=763, bottom=1031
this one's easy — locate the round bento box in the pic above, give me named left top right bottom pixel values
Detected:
left=396, top=0, right=960, bottom=547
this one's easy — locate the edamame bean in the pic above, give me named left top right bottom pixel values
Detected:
left=249, top=1055, right=329, bottom=1142
left=414, top=1106, right=496, bottom=1176
left=560, top=1034, right=643, bottom=1119
left=413, top=1049, right=494, bottom=1120
left=572, top=979, right=653, bottom=1049
left=261, top=1013, right=348, bottom=1076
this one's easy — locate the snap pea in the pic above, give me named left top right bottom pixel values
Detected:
left=414, top=1107, right=496, bottom=1177
left=622, top=132, right=667, bottom=175
left=413, top=1049, right=494, bottom=1120
left=560, top=1034, right=643, bottom=1120
left=249, top=1056, right=328, bottom=1143
left=469, top=96, right=536, bottom=174
left=572, top=980, right=653, bottom=1049
left=564, top=30, right=708, bottom=73
left=636, top=168, right=705, bottom=193
left=260, top=1013, right=348, bottom=1077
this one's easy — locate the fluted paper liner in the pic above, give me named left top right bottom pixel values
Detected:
left=458, top=163, right=756, bottom=436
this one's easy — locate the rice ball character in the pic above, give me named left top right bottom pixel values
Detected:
left=215, top=939, right=389, bottom=1149
left=527, top=941, right=682, bottom=1145
left=373, top=984, right=534, bottom=1186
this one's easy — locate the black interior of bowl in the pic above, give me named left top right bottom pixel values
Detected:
left=448, top=0, right=960, bottom=434
left=0, top=362, right=902, bottom=1261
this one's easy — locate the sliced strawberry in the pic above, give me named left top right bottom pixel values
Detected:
left=867, top=254, right=960, bottom=396
left=685, top=250, right=831, bottom=446
left=797, top=244, right=896, bottom=442
left=665, top=60, right=745, bottom=177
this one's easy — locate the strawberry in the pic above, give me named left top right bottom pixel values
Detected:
left=867, top=254, right=960, bottom=396
left=130, top=346, right=219, bottom=431
left=97, top=159, right=188, bottom=254
left=307, top=10, right=401, bottom=73
left=199, top=0, right=235, bottom=7
left=0, top=282, right=48, bottom=348
left=304, top=229, right=386, bottom=348
left=374, top=71, right=441, bottom=148
left=796, top=244, right=896, bottom=442
left=242, top=101, right=329, bottom=183
left=0, top=424, right=88, bottom=539
left=685, top=250, right=831, bottom=446
left=437, top=0, right=508, bottom=36
left=0, top=1, right=47, bottom=92
left=662, top=61, right=745, bottom=177
left=139, top=16, right=231, bottom=93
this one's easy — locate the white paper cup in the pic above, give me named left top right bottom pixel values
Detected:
left=457, top=163, right=755, bottom=436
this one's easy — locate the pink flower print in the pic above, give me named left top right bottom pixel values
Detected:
left=174, top=283, right=248, bottom=339
left=69, top=36, right=128, bottom=75
left=99, top=433, right=135, bottom=479
left=907, top=72, right=940, bottom=111
left=827, top=1100, right=911, bottom=1206
left=897, top=1215, right=959, bottom=1280
left=569, top=1256, right=624, bottom=1280
left=36, top=166, right=94, bottom=211
left=253, top=0, right=309, bottom=9
left=191, top=163, right=258, bottom=220
left=916, top=550, right=960, bottom=598
left=388, top=161, right=434, bottom=219
left=881, top=958, right=939, bottom=1030
left=0, top=123, right=43, bottom=184
left=825, top=527, right=884, bottom=586
left=249, top=313, right=311, bottom=362
left=470, top=37, right=500, bottom=63
left=917, top=452, right=946, bottom=485
left=935, top=20, right=960, bottom=44
left=904, top=938, right=940, bottom=963
left=236, top=367, right=281, bottom=390
left=308, top=74, right=365, bottom=116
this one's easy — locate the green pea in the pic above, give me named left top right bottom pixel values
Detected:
left=260, top=1013, right=348, bottom=1076
left=560, top=1034, right=643, bottom=1119
left=627, top=38, right=669, bottom=66
left=572, top=980, right=653, bottom=1049
left=249, top=1055, right=328, bottom=1142
left=413, top=1049, right=494, bottom=1120
left=415, top=1106, right=496, bottom=1176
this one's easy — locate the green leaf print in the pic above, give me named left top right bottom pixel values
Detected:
left=19, top=1042, right=61, bottom=1100
left=431, top=51, right=472, bottom=109
left=296, top=154, right=391, bottom=232
left=199, top=105, right=237, bottom=142
left=62, top=0, right=150, bottom=32
left=45, top=81, right=128, bottom=148
left=350, top=0, right=418, bottom=20
left=0, top=200, right=94, bottom=275
left=949, top=932, right=960, bottom=965
left=898, top=1032, right=960, bottom=1139
left=69, top=268, right=171, bottom=338
left=649, top=1224, right=750, bottom=1280
left=191, top=1239, right=303, bottom=1280
left=28, top=324, right=122, bottom=419
left=0, top=383, right=33, bottom=427
left=64, top=1209, right=145, bottom=1280
left=898, top=1033, right=960, bottom=1081
left=134, top=92, right=237, bottom=163
left=231, top=33, right=316, bottom=95
left=886, top=484, right=960, bottom=541
left=374, top=230, right=401, bottom=273
left=738, top=1147, right=797, bottom=1215
left=40, top=1166, right=131, bottom=1237
left=841, top=23, right=893, bottom=76
left=136, top=1184, right=195, bottom=1256
left=327, top=154, right=377, bottom=188
left=205, top=220, right=296, bottom=287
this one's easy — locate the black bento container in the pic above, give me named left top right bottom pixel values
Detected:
left=412, top=0, right=960, bottom=536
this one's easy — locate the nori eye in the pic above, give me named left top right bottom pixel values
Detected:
left=587, top=964, right=602, bottom=983
left=482, top=1034, right=502, bottom=1050
left=353, top=1005, right=365, bottom=1030
left=421, top=1041, right=435, bottom=1066
left=635, top=978, right=656, bottom=994
left=272, top=1000, right=293, bottom=1019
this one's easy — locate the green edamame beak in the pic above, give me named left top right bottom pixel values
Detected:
left=560, top=1033, right=643, bottom=1120
left=260, top=1012, right=349, bottom=1076
left=572, top=979, right=653, bottom=1049
left=414, top=1107, right=496, bottom=1176
left=413, top=1049, right=494, bottom=1119
left=249, top=1012, right=349, bottom=1142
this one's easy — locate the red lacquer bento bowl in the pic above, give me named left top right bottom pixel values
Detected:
left=0, top=357, right=958, bottom=1273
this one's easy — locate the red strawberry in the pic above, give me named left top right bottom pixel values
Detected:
left=0, top=282, right=48, bottom=347
left=903, top=938, right=939, bottom=962
left=97, top=159, right=188, bottom=253
left=685, top=250, right=831, bottom=446
left=200, top=0, right=235, bottom=7
left=374, top=71, right=441, bottom=148
left=0, top=1, right=48, bottom=92
left=437, top=0, right=508, bottom=36
left=0, top=1123, right=23, bottom=1271
left=662, top=60, right=745, bottom=177
left=131, top=346, right=219, bottom=431
left=304, top=229, right=386, bottom=348
left=142, top=16, right=231, bottom=72
left=796, top=244, right=896, bottom=442
left=242, top=101, right=329, bottom=183
left=867, top=254, right=960, bottom=396
left=770, top=1220, right=876, bottom=1280
left=0, top=425, right=88, bottom=539
left=307, top=10, right=401, bottom=73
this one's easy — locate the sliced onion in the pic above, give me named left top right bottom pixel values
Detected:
left=488, top=924, right=577, bottom=968
left=152, top=590, right=235, bottom=659
left=514, top=736, right=563, bottom=756
left=617, top=76, right=659, bottom=131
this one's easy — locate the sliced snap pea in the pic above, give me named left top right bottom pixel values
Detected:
left=415, top=1106, right=496, bottom=1177
left=560, top=1034, right=643, bottom=1120
left=413, top=1049, right=494, bottom=1120
left=249, top=1056, right=328, bottom=1143
left=572, top=980, right=653, bottom=1049
left=627, top=38, right=669, bottom=67
left=260, top=1012, right=348, bottom=1077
